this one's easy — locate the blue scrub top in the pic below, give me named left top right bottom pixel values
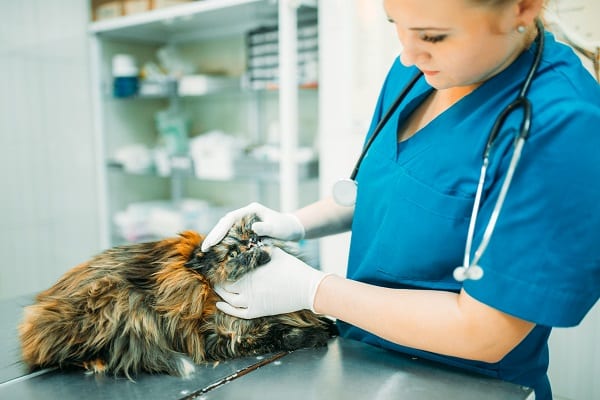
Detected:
left=338, top=30, right=600, bottom=400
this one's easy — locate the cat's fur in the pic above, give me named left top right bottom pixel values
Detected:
left=18, top=214, right=336, bottom=378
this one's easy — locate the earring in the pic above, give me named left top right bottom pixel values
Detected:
left=516, top=25, right=526, bottom=34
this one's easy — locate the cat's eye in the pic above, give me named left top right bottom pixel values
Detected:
left=228, top=250, right=239, bottom=259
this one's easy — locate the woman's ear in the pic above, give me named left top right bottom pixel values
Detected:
left=514, top=0, right=545, bottom=27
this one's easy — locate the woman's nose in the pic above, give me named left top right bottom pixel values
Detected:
left=398, top=35, right=429, bottom=67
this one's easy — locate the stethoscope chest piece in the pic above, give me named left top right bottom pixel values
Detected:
left=332, top=178, right=358, bottom=207
left=453, top=264, right=484, bottom=282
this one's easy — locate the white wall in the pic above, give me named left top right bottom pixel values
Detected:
left=544, top=2, right=600, bottom=398
left=318, top=1, right=599, bottom=399
left=546, top=0, right=599, bottom=81
left=318, top=0, right=398, bottom=277
left=549, top=304, right=600, bottom=400
left=0, top=0, right=100, bottom=300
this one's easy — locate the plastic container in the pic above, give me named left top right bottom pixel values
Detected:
left=155, top=105, right=190, bottom=156
left=112, top=54, right=139, bottom=98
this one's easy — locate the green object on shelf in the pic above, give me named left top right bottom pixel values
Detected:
left=155, top=105, right=190, bottom=156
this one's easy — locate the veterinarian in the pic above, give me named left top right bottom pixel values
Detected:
left=201, top=0, right=600, bottom=398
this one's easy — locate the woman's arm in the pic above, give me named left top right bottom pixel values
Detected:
left=313, top=275, right=535, bottom=363
left=201, top=197, right=352, bottom=251
left=294, top=197, right=354, bottom=239
left=292, top=199, right=534, bottom=362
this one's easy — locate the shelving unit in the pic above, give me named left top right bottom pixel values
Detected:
left=89, top=0, right=319, bottom=248
left=90, top=0, right=279, bottom=43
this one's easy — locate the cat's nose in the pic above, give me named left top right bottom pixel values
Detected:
left=248, top=235, right=264, bottom=248
left=257, top=249, right=271, bottom=265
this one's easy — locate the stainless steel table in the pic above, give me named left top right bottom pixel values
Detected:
left=1, top=296, right=534, bottom=399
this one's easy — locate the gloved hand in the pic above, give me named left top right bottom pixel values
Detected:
left=214, top=247, right=330, bottom=319
left=201, top=202, right=305, bottom=252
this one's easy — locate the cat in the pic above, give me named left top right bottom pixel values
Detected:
left=18, top=214, right=336, bottom=379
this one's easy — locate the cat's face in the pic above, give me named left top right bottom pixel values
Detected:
left=185, top=214, right=272, bottom=283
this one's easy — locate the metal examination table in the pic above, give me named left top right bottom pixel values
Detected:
left=1, top=296, right=534, bottom=399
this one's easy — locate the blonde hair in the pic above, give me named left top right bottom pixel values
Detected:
left=468, top=0, right=547, bottom=8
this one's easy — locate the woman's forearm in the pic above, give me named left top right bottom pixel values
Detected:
left=296, top=198, right=534, bottom=362
left=313, top=275, right=535, bottom=363
left=294, top=197, right=354, bottom=239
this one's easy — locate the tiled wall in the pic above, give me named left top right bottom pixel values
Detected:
left=0, top=0, right=100, bottom=300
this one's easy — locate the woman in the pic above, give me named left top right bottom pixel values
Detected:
left=201, top=0, right=600, bottom=398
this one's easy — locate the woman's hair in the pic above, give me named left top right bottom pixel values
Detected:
left=466, top=0, right=546, bottom=18
left=467, top=0, right=547, bottom=8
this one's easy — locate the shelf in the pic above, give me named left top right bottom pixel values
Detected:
left=178, top=74, right=242, bottom=96
left=89, top=0, right=278, bottom=43
left=108, top=79, right=317, bottom=100
left=107, top=156, right=319, bottom=182
left=111, top=75, right=243, bottom=99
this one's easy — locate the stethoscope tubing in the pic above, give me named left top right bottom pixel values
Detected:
left=466, top=136, right=526, bottom=269
left=349, top=70, right=424, bottom=180
left=463, top=20, right=545, bottom=274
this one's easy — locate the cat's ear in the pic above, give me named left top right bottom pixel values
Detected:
left=185, top=242, right=228, bottom=277
left=176, top=231, right=203, bottom=259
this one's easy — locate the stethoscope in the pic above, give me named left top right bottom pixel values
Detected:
left=333, top=20, right=545, bottom=282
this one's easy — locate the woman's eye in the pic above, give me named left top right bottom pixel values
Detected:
left=421, top=34, right=447, bottom=43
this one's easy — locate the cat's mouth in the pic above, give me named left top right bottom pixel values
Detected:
left=248, top=234, right=264, bottom=249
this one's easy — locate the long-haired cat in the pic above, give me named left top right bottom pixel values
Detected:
left=18, top=214, right=336, bottom=378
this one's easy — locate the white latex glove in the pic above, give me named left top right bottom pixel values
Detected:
left=201, top=202, right=305, bottom=252
left=214, top=247, right=330, bottom=319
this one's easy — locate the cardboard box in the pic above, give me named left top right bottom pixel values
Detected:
left=91, top=0, right=195, bottom=20
left=123, top=0, right=151, bottom=16
left=151, top=0, right=195, bottom=10
left=91, top=0, right=123, bottom=21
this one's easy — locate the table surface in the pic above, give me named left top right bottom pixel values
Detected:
left=0, top=295, right=534, bottom=399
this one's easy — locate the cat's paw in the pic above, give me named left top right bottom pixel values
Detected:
left=176, top=357, right=196, bottom=379
left=83, top=359, right=107, bottom=374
